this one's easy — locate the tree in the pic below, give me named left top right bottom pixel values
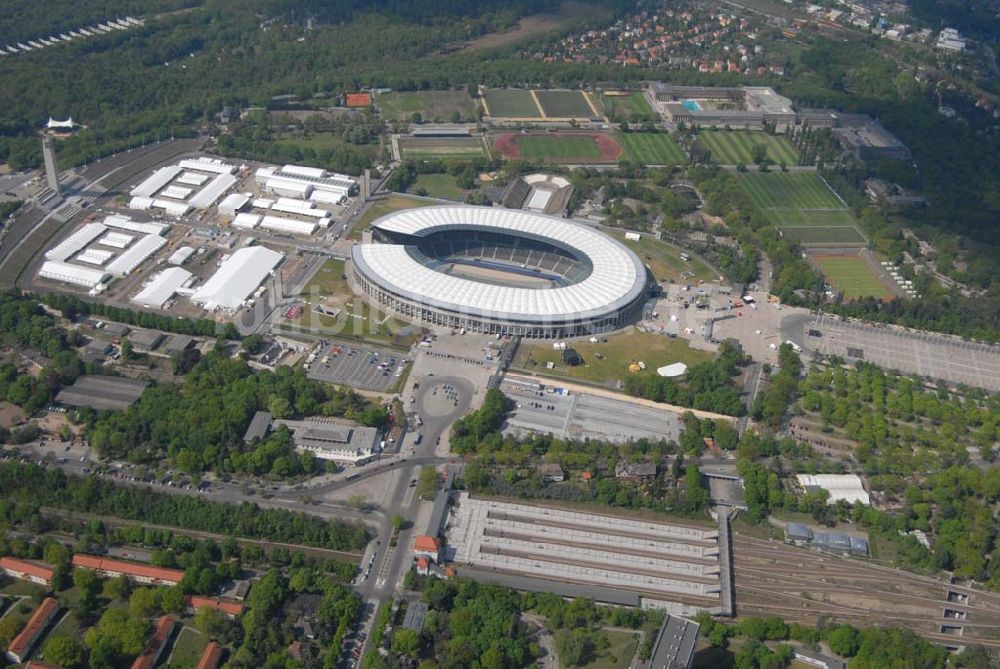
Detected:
left=392, top=627, right=421, bottom=657
left=102, top=575, right=131, bottom=601
left=417, top=467, right=438, bottom=501
left=43, top=636, right=87, bottom=669
left=242, top=334, right=265, bottom=354
left=557, top=629, right=597, bottom=666
left=825, top=624, right=860, bottom=657
left=392, top=514, right=406, bottom=532
left=129, top=588, right=163, bottom=618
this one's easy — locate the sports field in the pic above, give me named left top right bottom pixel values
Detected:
left=494, top=132, right=622, bottom=163
left=377, top=90, right=478, bottom=122
left=603, top=92, right=656, bottom=120
left=740, top=172, right=844, bottom=209
left=699, top=130, right=798, bottom=165
left=814, top=255, right=892, bottom=299
left=399, top=136, right=485, bottom=160
left=518, top=135, right=600, bottom=159
left=483, top=89, right=542, bottom=118
left=737, top=172, right=865, bottom=247
left=619, top=131, right=685, bottom=164
left=535, top=90, right=595, bottom=118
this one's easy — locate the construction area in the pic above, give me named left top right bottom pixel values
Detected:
left=500, top=376, right=684, bottom=444
left=802, top=314, right=1000, bottom=392
left=733, top=533, right=1000, bottom=649
left=446, top=495, right=724, bottom=614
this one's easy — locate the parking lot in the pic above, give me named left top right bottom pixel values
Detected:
left=803, top=314, right=1000, bottom=392
left=501, top=376, right=684, bottom=444
left=306, top=341, right=409, bottom=392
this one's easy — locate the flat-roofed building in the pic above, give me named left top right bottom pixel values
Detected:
left=56, top=375, right=149, bottom=411
left=0, top=557, right=54, bottom=585
left=796, top=474, right=870, bottom=505
left=132, top=267, right=193, bottom=308
left=5, top=597, right=59, bottom=664
left=649, top=614, right=699, bottom=669
left=38, top=260, right=109, bottom=289
left=281, top=417, right=380, bottom=464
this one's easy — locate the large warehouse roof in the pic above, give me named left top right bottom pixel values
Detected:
left=352, top=206, right=645, bottom=323
left=132, top=267, right=193, bottom=308
left=38, top=261, right=108, bottom=288
left=45, top=222, right=107, bottom=261
left=796, top=474, right=870, bottom=506
left=191, top=246, right=283, bottom=311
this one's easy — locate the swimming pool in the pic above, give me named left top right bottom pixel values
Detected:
left=682, top=99, right=703, bottom=112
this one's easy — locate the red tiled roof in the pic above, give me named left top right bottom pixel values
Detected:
left=345, top=92, right=371, bottom=107
left=72, top=554, right=184, bottom=584
left=416, top=557, right=429, bottom=569
left=196, top=641, right=224, bottom=669
left=7, top=597, right=59, bottom=660
left=130, top=616, right=175, bottom=669
left=0, top=557, right=54, bottom=582
left=26, top=662, right=63, bottom=669
left=413, top=535, right=440, bottom=553
left=188, top=595, right=244, bottom=617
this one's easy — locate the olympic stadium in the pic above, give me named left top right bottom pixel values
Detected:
left=349, top=206, right=649, bottom=338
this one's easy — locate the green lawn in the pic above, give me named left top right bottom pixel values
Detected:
left=739, top=172, right=844, bottom=209
left=814, top=255, right=892, bottom=300
left=514, top=331, right=714, bottom=385
left=535, top=90, right=595, bottom=118
left=566, top=630, right=639, bottom=669
left=603, top=92, right=656, bottom=120
left=48, top=608, right=87, bottom=641
left=484, top=89, right=542, bottom=118
left=163, top=626, right=209, bottom=669
left=515, top=135, right=601, bottom=160
left=619, top=131, right=686, bottom=164
left=290, top=258, right=421, bottom=344
left=408, top=173, right=465, bottom=200
left=348, top=194, right=434, bottom=240
left=616, top=232, right=717, bottom=284
left=377, top=90, right=478, bottom=122
left=399, top=136, right=485, bottom=160
left=699, top=130, right=798, bottom=165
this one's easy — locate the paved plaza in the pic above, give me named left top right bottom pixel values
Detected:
left=803, top=314, right=1000, bottom=391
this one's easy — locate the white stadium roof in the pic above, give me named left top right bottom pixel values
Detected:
left=352, top=206, right=645, bottom=323
left=191, top=246, right=283, bottom=311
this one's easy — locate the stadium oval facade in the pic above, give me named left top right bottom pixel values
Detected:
left=350, top=205, right=649, bottom=338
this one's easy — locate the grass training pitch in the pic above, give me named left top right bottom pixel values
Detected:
left=399, top=136, right=485, bottom=160
left=349, top=194, right=434, bottom=240
left=376, top=90, right=478, bottom=122
left=494, top=132, right=622, bottom=162
left=603, top=92, right=656, bottom=120
left=814, top=255, right=892, bottom=300
left=619, top=131, right=686, bottom=164
left=535, top=90, right=596, bottom=118
left=737, top=172, right=866, bottom=247
left=483, top=89, right=542, bottom=118
left=740, top=172, right=844, bottom=209
left=615, top=232, right=717, bottom=284
left=699, top=130, right=798, bottom=165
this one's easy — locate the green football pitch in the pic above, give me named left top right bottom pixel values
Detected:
left=699, top=130, right=798, bottom=165
left=619, top=132, right=686, bottom=164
